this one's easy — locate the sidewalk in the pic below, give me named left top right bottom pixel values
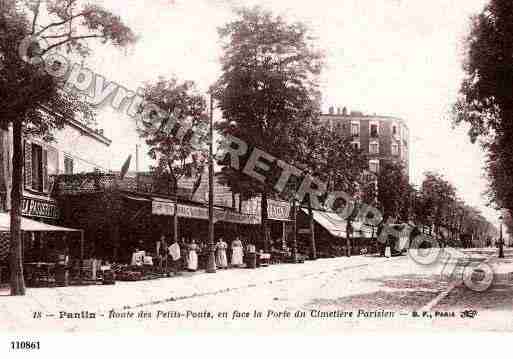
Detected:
left=0, top=255, right=386, bottom=329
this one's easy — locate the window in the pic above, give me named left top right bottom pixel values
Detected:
left=31, top=144, right=43, bottom=192
left=351, top=141, right=360, bottom=151
left=64, top=156, right=74, bottom=175
left=351, top=122, right=359, bottom=136
left=24, top=141, right=58, bottom=193
left=391, top=142, right=399, bottom=156
left=392, top=125, right=397, bottom=136
left=369, top=160, right=379, bottom=173
left=369, top=141, right=379, bottom=154
left=370, top=123, right=379, bottom=137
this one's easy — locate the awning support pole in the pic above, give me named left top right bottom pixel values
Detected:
left=79, top=229, right=84, bottom=284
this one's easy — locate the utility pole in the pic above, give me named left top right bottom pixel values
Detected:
left=291, top=198, right=298, bottom=263
left=206, top=93, right=216, bottom=273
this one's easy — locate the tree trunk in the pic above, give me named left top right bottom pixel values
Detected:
left=9, top=120, right=25, bottom=296
left=261, top=191, right=269, bottom=252
left=346, top=220, right=351, bottom=257
left=173, top=184, right=178, bottom=243
left=307, top=197, right=316, bottom=260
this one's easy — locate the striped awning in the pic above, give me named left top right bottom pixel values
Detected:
left=302, top=209, right=347, bottom=238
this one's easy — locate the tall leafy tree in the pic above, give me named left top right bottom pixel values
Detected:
left=137, top=77, right=209, bottom=242
left=0, top=0, right=135, bottom=295
left=420, top=171, right=456, bottom=239
left=214, top=6, right=323, bottom=251
left=452, top=0, right=513, bottom=212
left=298, top=125, right=367, bottom=257
left=377, top=160, right=409, bottom=223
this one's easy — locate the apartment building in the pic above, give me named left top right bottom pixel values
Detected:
left=320, top=107, right=410, bottom=176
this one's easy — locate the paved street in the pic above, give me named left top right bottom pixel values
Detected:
left=1, top=248, right=512, bottom=333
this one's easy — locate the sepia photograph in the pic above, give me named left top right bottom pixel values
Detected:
left=1, top=0, right=513, bottom=354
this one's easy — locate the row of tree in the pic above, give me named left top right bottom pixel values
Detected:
left=377, top=162, right=498, bottom=248
left=452, top=0, right=513, bottom=236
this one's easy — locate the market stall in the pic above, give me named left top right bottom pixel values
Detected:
left=0, top=212, right=84, bottom=286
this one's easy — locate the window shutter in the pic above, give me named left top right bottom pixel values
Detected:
left=42, top=148, right=49, bottom=193
left=23, top=140, right=32, bottom=189
left=46, top=147, right=58, bottom=194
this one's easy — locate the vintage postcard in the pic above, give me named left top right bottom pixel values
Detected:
left=1, top=0, right=513, bottom=352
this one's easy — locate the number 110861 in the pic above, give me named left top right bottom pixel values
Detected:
left=10, top=341, right=40, bottom=350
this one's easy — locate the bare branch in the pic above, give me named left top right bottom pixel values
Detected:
left=41, top=34, right=103, bottom=55
left=31, top=0, right=42, bottom=34
left=41, top=33, right=72, bottom=39
left=35, top=11, right=93, bottom=37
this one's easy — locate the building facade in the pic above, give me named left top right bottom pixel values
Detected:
left=320, top=107, right=410, bottom=176
left=0, top=111, right=112, bottom=223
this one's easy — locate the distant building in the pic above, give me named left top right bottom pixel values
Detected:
left=320, top=106, right=410, bottom=176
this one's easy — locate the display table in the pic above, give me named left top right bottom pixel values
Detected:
left=258, top=253, right=271, bottom=267
left=25, top=262, right=56, bottom=287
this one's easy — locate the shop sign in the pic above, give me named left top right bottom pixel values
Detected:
left=240, top=198, right=291, bottom=221
left=268, top=201, right=291, bottom=221
left=22, top=197, right=59, bottom=219
left=220, top=211, right=260, bottom=225
left=152, top=201, right=208, bottom=220
left=152, top=200, right=260, bottom=225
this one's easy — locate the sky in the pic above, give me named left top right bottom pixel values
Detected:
left=73, top=0, right=502, bottom=227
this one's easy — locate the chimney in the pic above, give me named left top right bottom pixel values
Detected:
left=342, top=107, right=348, bottom=116
left=328, top=106, right=334, bottom=115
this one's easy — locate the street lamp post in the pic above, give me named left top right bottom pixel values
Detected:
left=499, top=215, right=504, bottom=259
left=291, top=197, right=298, bottom=263
left=206, top=93, right=216, bottom=273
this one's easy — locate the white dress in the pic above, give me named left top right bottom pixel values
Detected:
left=216, top=241, right=228, bottom=268
left=187, top=244, right=198, bottom=271
left=231, top=240, right=244, bottom=266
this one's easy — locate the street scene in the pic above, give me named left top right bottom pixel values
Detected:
left=2, top=248, right=513, bottom=333
left=1, top=0, right=513, bottom=338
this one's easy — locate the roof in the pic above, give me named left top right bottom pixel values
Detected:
left=320, top=113, right=408, bottom=128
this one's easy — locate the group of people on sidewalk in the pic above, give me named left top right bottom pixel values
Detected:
left=156, top=236, right=246, bottom=274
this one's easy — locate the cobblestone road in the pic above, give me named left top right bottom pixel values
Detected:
left=2, top=249, right=512, bottom=333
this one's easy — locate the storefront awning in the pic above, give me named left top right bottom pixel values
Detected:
left=121, top=194, right=151, bottom=202
left=302, top=209, right=347, bottom=238
left=0, top=212, right=81, bottom=232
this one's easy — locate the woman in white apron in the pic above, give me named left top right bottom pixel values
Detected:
left=187, top=240, right=198, bottom=271
left=385, top=240, right=392, bottom=258
left=231, top=237, right=244, bottom=267
left=215, top=238, right=228, bottom=269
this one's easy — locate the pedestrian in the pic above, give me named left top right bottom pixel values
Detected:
left=168, top=238, right=181, bottom=276
left=215, top=237, right=228, bottom=269
left=231, top=237, right=244, bottom=267
left=385, top=239, right=392, bottom=258
left=159, top=235, right=168, bottom=274
left=187, top=239, right=198, bottom=272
